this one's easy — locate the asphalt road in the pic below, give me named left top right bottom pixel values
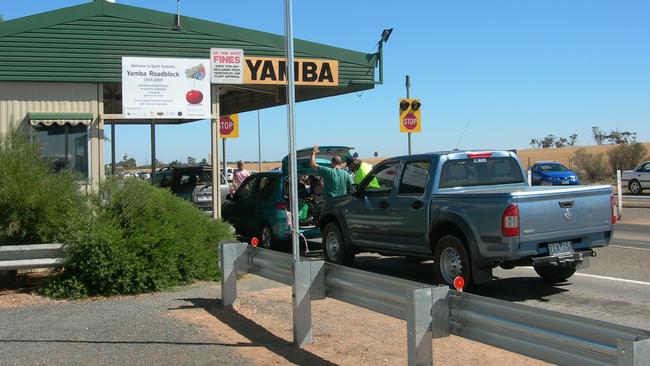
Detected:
left=305, top=223, right=650, bottom=330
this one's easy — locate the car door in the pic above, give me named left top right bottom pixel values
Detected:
left=638, top=163, right=650, bottom=189
left=223, top=175, right=258, bottom=236
left=249, top=175, right=279, bottom=232
left=385, top=159, right=433, bottom=254
left=345, top=161, right=400, bottom=248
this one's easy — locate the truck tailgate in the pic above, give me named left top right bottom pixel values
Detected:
left=514, top=185, right=612, bottom=242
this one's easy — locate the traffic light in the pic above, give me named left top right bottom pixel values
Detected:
left=399, top=98, right=421, bottom=133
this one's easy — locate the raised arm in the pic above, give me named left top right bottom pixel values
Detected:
left=310, top=145, right=320, bottom=170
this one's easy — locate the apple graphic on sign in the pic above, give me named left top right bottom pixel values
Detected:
left=186, top=90, right=203, bottom=104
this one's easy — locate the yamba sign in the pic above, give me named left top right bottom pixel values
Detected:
left=244, top=57, right=338, bottom=86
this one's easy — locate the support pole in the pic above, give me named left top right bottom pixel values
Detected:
left=258, top=110, right=262, bottom=173
left=406, top=75, right=412, bottom=155
left=222, top=138, right=227, bottom=181
left=617, top=170, right=623, bottom=219
left=211, top=85, right=222, bottom=219
left=111, top=122, right=116, bottom=176
left=284, top=0, right=309, bottom=348
left=407, top=287, right=433, bottom=366
left=150, top=120, right=156, bottom=180
left=527, top=170, right=532, bottom=186
left=219, top=241, right=248, bottom=307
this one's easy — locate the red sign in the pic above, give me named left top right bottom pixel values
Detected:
left=220, top=116, right=235, bottom=135
left=403, top=113, right=418, bottom=130
left=453, top=276, right=465, bottom=292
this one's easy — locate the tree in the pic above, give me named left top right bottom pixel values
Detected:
left=607, top=143, right=648, bottom=172
left=169, top=159, right=182, bottom=167
left=120, top=153, right=136, bottom=169
left=541, top=135, right=555, bottom=149
left=186, top=156, right=197, bottom=166
left=573, top=148, right=609, bottom=182
left=530, top=139, right=539, bottom=149
left=592, top=127, right=606, bottom=145
left=569, top=134, right=578, bottom=146
left=200, top=158, right=208, bottom=165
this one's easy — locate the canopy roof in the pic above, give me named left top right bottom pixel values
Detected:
left=0, top=0, right=379, bottom=118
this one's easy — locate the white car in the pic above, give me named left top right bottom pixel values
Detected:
left=622, top=161, right=650, bottom=194
left=223, top=167, right=234, bottom=182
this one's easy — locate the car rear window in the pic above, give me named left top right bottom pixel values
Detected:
left=439, top=156, right=524, bottom=188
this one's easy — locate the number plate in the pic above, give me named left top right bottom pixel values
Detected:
left=196, top=195, right=212, bottom=202
left=561, top=180, right=570, bottom=184
left=548, top=241, right=574, bottom=256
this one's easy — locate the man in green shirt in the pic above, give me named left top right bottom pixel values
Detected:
left=310, top=145, right=352, bottom=200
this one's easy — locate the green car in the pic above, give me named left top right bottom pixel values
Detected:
left=222, top=146, right=353, bottom=248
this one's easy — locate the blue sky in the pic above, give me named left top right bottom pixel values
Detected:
left=4, top=1, right=650, bottom=165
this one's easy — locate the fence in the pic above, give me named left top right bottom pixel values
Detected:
left=0, top=244, right=64, bottom=271
left=219, top=241, right=649, bottom=366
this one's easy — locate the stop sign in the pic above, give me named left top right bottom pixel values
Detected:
left=402, top=113, right=418, bottom=130
left=220, top=116, right=234, bottom=136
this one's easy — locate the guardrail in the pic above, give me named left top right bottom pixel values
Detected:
left=219, top=241, right=649, bottom=366
left=0, top=244, right=64, bottom=271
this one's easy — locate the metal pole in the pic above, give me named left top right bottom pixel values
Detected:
left=211, top=85, right=222, bottom=219
left=222, top=138, right=226, bottom=181
left=150, top=120, right=156, bottom=180
left=111, top=122, right=116, bottom=175
left=257, top=109, right=262, bottom=172
left=617, top=169, right=623, bottom=219
left=406, top=75, right=411, bottom=155
left=285, top=0, right=312, bottom=348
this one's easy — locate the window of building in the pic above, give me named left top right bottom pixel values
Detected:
left=33, top=124, right=89, bottom=179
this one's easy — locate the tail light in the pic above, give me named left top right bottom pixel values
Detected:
left=502, top=204, right=520, bottom=237
left=610, top=194, right=617, bottom=225
left=275, top=201, right=288, bottom=210
left=467, top=152, right=493, bottom=159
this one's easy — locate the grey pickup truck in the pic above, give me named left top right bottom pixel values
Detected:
left=319, top=150, right=616, bottom=288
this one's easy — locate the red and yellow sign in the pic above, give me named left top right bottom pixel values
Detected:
left=399, top=98, right=422, bottom=133
left=244, top=57, right=338, bottom=86
left=219, top=113, right=239, bottom=138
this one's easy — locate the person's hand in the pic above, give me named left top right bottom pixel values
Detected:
left=312, top=145, right=319, bottom=154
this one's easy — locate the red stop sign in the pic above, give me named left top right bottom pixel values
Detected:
left=220, top=116, right=234, bottom=135
left=403, top=113, right=418, bottom=130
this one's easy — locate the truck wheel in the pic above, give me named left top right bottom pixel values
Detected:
left=322, top=222, right=354, bottom=265
left=433, top=235, right=471, bottom=289
left=534, top=264, right=576, bottom=283
left=629, top=180, right=643, bottom=195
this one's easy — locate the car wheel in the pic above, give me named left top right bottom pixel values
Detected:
left=433, top=235, right=471, bottom=289
left=259, top=224, right=274, bottom=249
left=534, top=264, right=576, bottom=283
left=629, top=180, right=643, bottom=195
left=322, top=222, right=354, bottom=265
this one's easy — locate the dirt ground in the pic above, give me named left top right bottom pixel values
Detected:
left=170, top=280, right=548, bottom=366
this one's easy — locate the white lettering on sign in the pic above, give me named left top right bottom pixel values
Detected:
left=210, top=48, right=244, bottom=84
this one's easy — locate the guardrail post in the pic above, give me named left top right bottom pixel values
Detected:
left=293, top=260, right=314, bottom=348
left=407, top=287, right=433, bottom=366
left=617, top=169, right=623, bottom=219
left=618, top=338, right=650, bottom=366
left=219, top=241, right=248, bottom=307
left=431, top=286, right=449, bottom=339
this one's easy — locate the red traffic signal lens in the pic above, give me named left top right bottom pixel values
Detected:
left=411, top=101, right=421, bottom=111
left=400, top=100, right=410, bottom=111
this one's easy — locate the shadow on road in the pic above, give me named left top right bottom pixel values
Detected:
left=0, top=338, right=251, bottom=347
left=173, top=298, right=337, bottom=366
left=473, top=277, right=570, bottom=302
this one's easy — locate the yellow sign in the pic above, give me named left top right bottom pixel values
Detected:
left=399, top=98, right=422, bottom=133
left=220, top=113, right=239, bottom=138
left=244, top=57, right=339, bottom=86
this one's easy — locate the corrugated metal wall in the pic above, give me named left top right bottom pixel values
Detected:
left=0, top=81, right=103, bottom=190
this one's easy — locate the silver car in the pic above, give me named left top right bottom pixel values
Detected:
left=622, top=161, right=650, bottom=194
left=153, top=166, right=233, bottom=214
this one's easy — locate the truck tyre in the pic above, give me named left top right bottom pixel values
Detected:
left=258, top=224, right=274, bottom=249
left=322, top=222, right=354, bottom=265
left=629, top=180, right=643, bottom=195
left=433, top=235, right=471, bottom=290
left=534, top=264, right=576, bottom=283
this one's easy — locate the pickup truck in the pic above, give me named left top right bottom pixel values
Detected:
left=319, top=150, right=616, bottom=288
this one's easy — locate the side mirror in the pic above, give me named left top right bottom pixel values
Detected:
left=226, top=193, right=234, bottom=201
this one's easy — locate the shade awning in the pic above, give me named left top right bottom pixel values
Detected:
left=28, top=112, right=94, bottom=126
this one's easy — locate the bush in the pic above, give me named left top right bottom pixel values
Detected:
left=44, top=179, right=233, bottom=298
left=573, top=148, right=610, bottom=183
left=606, top=143, right=648, bottom=173
left=0, top=131, right=87, bottom=244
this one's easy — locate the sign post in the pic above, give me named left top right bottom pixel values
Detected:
left=219, top=113, right=239, bottom=183
left=400, top=76, right=421, bottom=155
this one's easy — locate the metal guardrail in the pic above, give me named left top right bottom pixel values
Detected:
left=219, top=241, right=650, bottom=366
left=0, top=244, right=64, bottom=271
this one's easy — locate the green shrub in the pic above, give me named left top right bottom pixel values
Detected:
left=573, top=148, right=610, bottom=183
left=44, top=179, right=233, bottom=298
left=0, top=130, right=87, bottom=244
left=606, top=143, right=648, bottom=173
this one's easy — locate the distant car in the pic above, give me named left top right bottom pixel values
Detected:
left=622, top=161, right=650, bottom=195
left=530, top=162, right=580, bottom=186
left=223, top=167, right=235, bottom=182
left=222, top=146, right=354, bottom=248
left=153, top=165, right=233, bottom=214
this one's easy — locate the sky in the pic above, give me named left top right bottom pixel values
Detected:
left=3, top=0, right=650, bottom=165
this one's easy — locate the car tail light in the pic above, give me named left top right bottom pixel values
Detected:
left=275, top=201, right=288, bottom=210
left=610, top=194, right=617, bottom=225
left=502, top=204, right=520, bottom=237
left=467, top=152, right=493, bottom=159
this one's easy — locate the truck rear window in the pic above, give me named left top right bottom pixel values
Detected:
left=439, top=157, right=524, bottom=188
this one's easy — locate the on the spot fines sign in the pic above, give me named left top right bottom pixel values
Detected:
left=210, top=48, right=244, bottom=84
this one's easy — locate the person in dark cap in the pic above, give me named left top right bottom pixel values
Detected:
left=309, top=145, right=352, bottom=200
left=346, top=155, right=379, bottom=189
